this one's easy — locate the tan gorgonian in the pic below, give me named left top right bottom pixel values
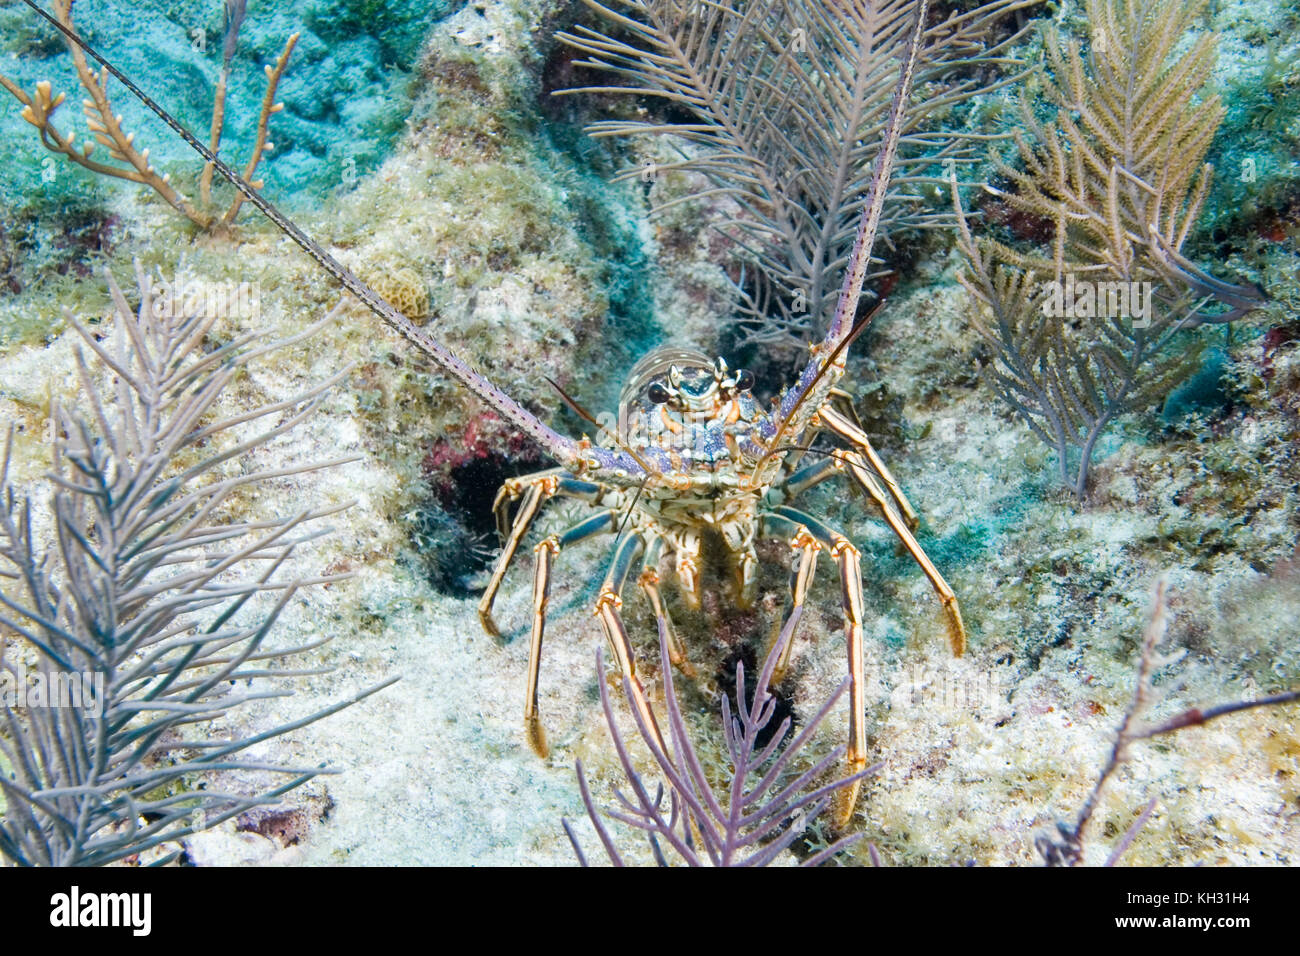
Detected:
left=955, top=0, right=1263, bottom=498
left=0, top=0, right=296, bottom=231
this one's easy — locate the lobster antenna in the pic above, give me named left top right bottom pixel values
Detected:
left=16, top=0, right=606, bottom=472
left=824, top=0, right=929, bottom=346
left=544, top=376, right=659, bottom=476
left=759, top=0, right=929, bottom=481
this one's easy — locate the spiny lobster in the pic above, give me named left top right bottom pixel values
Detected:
left=23, top=0, right=964, bottom=824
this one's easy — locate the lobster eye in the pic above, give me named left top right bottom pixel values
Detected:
left=734, top=369, right=755, bottom=391
left=647, top=382, right=672, bottom=404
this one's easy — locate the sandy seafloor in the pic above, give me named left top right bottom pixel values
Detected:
left=0, top=0, right=1297, bottom=866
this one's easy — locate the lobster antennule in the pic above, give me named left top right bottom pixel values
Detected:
left=545, top=375, right=660, bottom=477
left=751, top=304, right=880, bottom=482
left=15, top=0, right=617, bottom=474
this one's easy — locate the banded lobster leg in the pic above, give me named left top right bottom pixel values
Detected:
left=819, top=395, right=919, bottom=530
left=638, top=535, right=694, bottom=678
left=778, top=389, right=918, bottom=530
left=527, top=524, right=674, bottom=758
left=671, top=527, right=702, bottom=609
left=832, top=448, right=966, bottom=658
left=594, top=532, right=669, bottom=757
left=522, top=511, right=616, bottom=757
left=478, top=469, right=610, bottom=638
left=755, top=510, right=822, bottom=683
left=771, top=443, right=967, bottom=657
left=761, top=505, right=870, bottom=827
left=481, top=471, right=670, bottom=759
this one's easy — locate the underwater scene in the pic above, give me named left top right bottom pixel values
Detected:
left=0, top=0, right=1296, bottom=869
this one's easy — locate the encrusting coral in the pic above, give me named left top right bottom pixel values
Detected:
left=364, top=264, right=432, bottom=324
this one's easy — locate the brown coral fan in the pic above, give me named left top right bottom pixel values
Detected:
left=0, top=0, right=296, bottom=231
left=954, top=0, right=1264, bottom=498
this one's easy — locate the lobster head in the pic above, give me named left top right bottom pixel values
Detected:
left=613, top=347, right=774, bottom=479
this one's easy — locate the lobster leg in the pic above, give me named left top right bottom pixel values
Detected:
left=672, top=527, right=702, bottom=609
left=638, top=535, right=694, bottom=678
left=479, top=470, right=609, bottom=638
left=492, top=468, right=563, bottom=541
left=481, top=477, right=553, bottom=638
left=522, top=511, right=617, bottom=757
left=829, top=531, right=869, bottom=829
left=595, top=532, right=669, bottom=757
left=757, top=510, right=822, bottom=683
left=732, top=540, right=760, bottom=610
left=770, top=506, right=869, bottom=828
left=774, top=448, right=967, bottom=657
left=837, top=450, right=966, bottom=657
left=776, top=386, right=857, bottom=479
left=817, top=403, right=919, bottom=530
left=525, top=535, right=558, bottom=757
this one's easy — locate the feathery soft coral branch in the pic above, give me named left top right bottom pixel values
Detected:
left=564, top=611, right=878, bottom=867
left=556, top=0, right=1040, bottom=349
left=954, top=0, right=1265, bottom=498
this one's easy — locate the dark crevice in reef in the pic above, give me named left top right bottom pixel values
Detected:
left=411, top=451, right=542, bottom=596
